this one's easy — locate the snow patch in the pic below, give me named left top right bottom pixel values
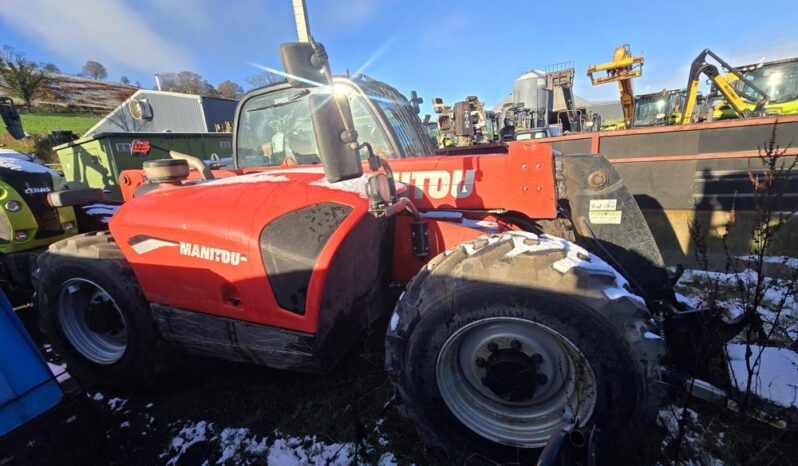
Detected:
left=165, top=420, right=212, bottom=466
left=205, top=172, right=291, bottom=185
left=0, top=153, right=58, bottom=175
left=537, top=234, right=646, bottom=306
left=737, top=255, right=798, bottom=269
left=216, top=427, right=268, bottom=465
left=726, top=344, right=798, bottom=408
left=389, top=312, right=400, bottom=332
left=107, top=397, right=128, bottom=412
left=267, top=435, right=355, bottom=466
left=309, top=173, right=370, bottom=198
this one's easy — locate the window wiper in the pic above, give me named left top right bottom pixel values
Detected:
left=247, top=90, right=310, bottom=112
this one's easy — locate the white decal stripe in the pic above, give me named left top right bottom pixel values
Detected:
left=131, top=239, right=179, bottom=255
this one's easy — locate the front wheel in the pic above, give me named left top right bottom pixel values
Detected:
left=36, top=232, right=173, bottom=387
left=386, top=232, right=665, bottom=462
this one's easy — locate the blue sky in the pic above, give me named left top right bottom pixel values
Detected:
left=1, top=0, right=796, bottom=114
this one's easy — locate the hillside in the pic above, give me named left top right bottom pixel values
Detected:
left=35, top=73, right=138, bottom=114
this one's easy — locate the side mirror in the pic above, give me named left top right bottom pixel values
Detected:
left=308, top=93, right=362, bottom=183
left=0, top=97, right=25, bottom=140
left=279, top=42, right=326, bottom=88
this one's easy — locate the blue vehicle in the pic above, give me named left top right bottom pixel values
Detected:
left=0, top=291, right=63, bottom=438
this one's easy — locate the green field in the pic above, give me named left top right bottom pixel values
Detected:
left=1, top=112, right=101, bottom=162
left=19, top=112, right=101, bottom=136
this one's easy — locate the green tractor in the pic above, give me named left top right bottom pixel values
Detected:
left=0, top=97, right=104, bottom=304
left=632, top=89, right=688, bottom=127
left=712, top=56, right=798, bottom=120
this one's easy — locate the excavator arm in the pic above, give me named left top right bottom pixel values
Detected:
left=680, top=49, right=770, bottom=124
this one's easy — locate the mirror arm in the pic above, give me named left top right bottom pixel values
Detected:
left=358, top=142, right=397, bottom=202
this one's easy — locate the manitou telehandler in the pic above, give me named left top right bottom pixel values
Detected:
left=32, top=4, right=794, bottom=464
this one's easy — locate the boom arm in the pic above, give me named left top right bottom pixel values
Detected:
left=680, top=49, right=770, bottom=124
left=587, top=45, right=643, bottom=128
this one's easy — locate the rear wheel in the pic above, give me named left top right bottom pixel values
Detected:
left=35, top=232, right=173, bottom=387
left=386, top=232, right=665, bottom=462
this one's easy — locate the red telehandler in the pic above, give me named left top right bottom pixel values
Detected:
left=32, top=4, right=784, bottom=464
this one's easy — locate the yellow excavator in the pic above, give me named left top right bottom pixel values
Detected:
left=680, top=49, right=769, bottom=124
left=587, top=44, right=644, bottom=129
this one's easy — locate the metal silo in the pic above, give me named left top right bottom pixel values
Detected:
left=513, top=70, right=550, bottom=127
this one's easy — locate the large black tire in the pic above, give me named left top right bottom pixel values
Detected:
left=386, top=231, right=667, bottom=463
left=35, top=231, right=173, bottom=387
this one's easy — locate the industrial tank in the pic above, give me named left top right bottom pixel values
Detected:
left=513, top=70, right=551, bottom=127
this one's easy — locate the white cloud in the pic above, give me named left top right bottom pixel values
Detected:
left=420, top=12, right=469, bottom=49
left=723, top=37, right=798, bottom=67
left=323, top=0, right=380, bottom=25
left=0, top=0, right=193, bottom=73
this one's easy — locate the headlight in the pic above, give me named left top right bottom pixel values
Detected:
left=4, top=200, right=21, bottom=212
left=63, top=222, right=75, bottom=232
left=14, top=230, right=29, bottom=242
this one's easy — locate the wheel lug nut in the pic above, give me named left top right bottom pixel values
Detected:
left=510, top=339, right=521, bottom=350
left=531, top=353, right=543, bottom=363
left=487, top=342, right=498, bottom=353
left=537, top=373, right=548, bottom=384
left=475, top=357, right=486, bottom=368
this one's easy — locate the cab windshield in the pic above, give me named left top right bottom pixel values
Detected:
left=736, top=61, right=798, bottom=104
left=236, top=85, right=395, bottom=169
left=633, top=92, right=682, bottom=126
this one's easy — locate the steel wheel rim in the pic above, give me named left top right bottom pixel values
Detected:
left=57, top=278, right=128, bottom=365
left=435, top=316, right=597, bottom=448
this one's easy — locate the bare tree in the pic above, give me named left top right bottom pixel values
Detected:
left=120, top=75, right=130, bottom=85
left=82, top=60, right=107, bottom=80
left=245, top=70, right=284, bottom=90
left=0, top=45, right=48, bottom=111
left=159, top=71, right=218, bottom=96
left=216, top=80, right=244, bottom=99
left=42, top=63, right=60, bottom=74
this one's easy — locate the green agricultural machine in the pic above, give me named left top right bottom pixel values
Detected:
left=0, top=97, right=103, bottom=304
left=54, top=132, right=232, bottom=201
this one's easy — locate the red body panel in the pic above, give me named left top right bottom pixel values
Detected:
left=111, top=141, right=556, bottom=335
left=389, top=141, right=556, bottom=215
left=111, top=169, right=370, bottom=334
left=392, top=216, right=492, bottom=283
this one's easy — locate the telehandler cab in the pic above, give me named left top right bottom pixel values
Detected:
left=33, top=11, right=763, bottom=464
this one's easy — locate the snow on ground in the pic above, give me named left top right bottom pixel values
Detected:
left=657, top=405, right=726, bottom=466
left=738, top=255, right=798, bottom=270
left=676, top=266, right=797, bottom=344
left=726, top=343, right=798, bottom=408
left=161, top=420, right=400, bottom=466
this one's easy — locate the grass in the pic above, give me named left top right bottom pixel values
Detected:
left=1, top=112, right=100, bottom=163
left=18, top=112, right=100, bottom=136
left=30, top=316, right=445, bottom=466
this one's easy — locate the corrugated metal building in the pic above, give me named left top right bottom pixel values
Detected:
left=84, top=90, right=237, bottom=137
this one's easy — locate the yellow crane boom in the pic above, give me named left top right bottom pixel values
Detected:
left=587, top=45, right=644, bottom=128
